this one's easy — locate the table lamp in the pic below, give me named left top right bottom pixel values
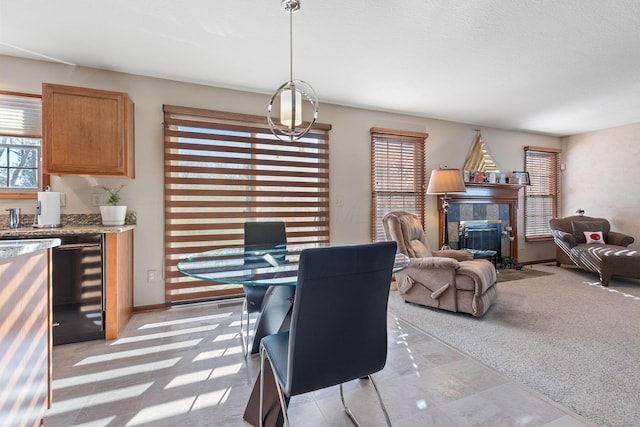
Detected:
left=427, top=168, right=467, bottom=249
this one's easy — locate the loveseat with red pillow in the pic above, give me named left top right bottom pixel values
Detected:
left=549, top=215, right=639, bottom=286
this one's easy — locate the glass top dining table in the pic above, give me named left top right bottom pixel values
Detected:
left=177, top=242, right=410, bottom=286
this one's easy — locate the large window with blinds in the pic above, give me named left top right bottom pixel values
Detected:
left=370, top=128, right=427, bottom=241
left=163, top=105, right=331, bottom=304
left=524, top=146, right=561, bottom=240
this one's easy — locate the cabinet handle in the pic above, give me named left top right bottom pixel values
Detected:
left=57, top=243, right=101, bottom=250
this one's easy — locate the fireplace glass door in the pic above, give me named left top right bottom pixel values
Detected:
left=459, top=220, right=502, bottom=263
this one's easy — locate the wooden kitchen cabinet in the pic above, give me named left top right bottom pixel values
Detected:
left=0, top=249, right=50, bottom=427
left=104, top=229, right=134, bottom=340
left=42, top=83, right=135, bottom=177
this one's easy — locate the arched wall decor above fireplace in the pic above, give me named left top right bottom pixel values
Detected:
left=463, top=129, right=501, bottom=174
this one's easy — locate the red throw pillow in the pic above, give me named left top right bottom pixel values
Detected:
left=584, top=231, right=605, bottom=244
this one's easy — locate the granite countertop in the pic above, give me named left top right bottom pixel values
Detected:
left=0, top=212, right=136, bottom=239
left=0, top=238, right=62, bottom=261
left=0, top=224, right=136, bottom=239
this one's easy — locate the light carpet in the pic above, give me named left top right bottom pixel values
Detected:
left=388, top=265, right=640, bottom=427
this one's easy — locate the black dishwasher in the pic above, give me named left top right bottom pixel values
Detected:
left=52, top=234, right=105, bottom=345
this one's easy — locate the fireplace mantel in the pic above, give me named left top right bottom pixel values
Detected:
left=435, top=182, right=524, bottom=262
left=455, top=182, right=524, bottom=201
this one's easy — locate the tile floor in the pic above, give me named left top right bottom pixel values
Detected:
left=44, top=299, right=596, bottom=427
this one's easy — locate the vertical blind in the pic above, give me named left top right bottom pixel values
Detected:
left=370, top=128, right=427, bottom=241
left=163, top=105, right=331, bottom=304
left=524, top=146, right=561, bottom=239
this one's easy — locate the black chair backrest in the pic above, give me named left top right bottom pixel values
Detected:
left=286, top=241, right=397, bottom=396
left=244, top=221, right=287, bottom=262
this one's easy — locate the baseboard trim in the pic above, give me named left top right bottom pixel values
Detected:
left=133, top=304, right=166, bottom=313
left=133, top=296, right=244, bottom=314
left=522, top=259, right=555, bottom=265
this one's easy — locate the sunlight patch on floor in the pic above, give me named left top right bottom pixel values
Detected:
left=193, top=388, right=232, bottom=408
left=125, top=388, right=232, bottom=426
left=193, top=346, right=243, bottom=361
left=125, top=396, right=196, bottom=426
left=137, top=312, right=232, bottom=330
left=114, top=324, right=220, bottom=344
left=392, top=315, right=422, bottom=378
left=76, top=339, right=201, bottom=365
left=46, top=383, right=153, bottom=416
left=212, top=332, right=240, bottom=342
left=228, top=319, right=243, bottom=327
left=73, top=416, right=115, bottom=427
left=165, top=369, right=214, bottom=389
left=54, top=358, right=181, bottom=389
left=209, top=363, right=244, bottom=379
left=584, top=280, right=640, bottom=300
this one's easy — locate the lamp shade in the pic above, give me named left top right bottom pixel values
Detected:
left=426, top=169, right=467, bottom=194
left=280, top=86, right=302, bottom=127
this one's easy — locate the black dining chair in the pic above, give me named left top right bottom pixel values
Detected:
left=242, top=221, right=287, bottom=356
left=259, top=241, right=397, bottom=427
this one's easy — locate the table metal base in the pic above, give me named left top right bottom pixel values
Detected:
left=243, top=360, right=285, bottom=427
left=250, top=285, right=295, bottom=354
left=244, top=285, right=294, bottom=426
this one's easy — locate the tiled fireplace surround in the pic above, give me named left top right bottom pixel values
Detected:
left=435, top=183, right=523, bottom=263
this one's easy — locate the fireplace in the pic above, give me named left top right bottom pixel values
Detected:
left=434, top=182, right=523, bottom=263
left=459, top=220, right=502, bottom=260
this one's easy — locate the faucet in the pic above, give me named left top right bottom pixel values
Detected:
left=6, top=207, right=21, bottom=229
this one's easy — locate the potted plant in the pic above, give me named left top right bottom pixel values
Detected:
left=99, top=184, right=127, bottom=226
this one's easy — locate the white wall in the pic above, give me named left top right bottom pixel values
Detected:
left=1, top=55, right=561, bottom=307
left=561, top=123, right=640, bottom=249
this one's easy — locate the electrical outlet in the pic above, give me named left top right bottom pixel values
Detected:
left=147, top=270, right=157, bottom=283
left=92, top=193, right=103, bottom=206
left=60, top=192, right=67, bottom=207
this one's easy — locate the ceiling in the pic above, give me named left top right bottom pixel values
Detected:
left=2, top=0, right=639, bottom=137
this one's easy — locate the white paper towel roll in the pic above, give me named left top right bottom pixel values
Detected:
left=37, top=191, right=61, bottom=227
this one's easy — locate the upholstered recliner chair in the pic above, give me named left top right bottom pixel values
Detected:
left=383, top=210, right=497, bottom=317
left=549, top=215, right=640, bottom=286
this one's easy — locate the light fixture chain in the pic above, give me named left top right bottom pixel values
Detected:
left=289, top=8, right=295, bottom=133
left=289, top=7, right=293, bottom=83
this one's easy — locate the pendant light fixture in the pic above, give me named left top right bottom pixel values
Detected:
left=267, top=0, right=319, bottom=141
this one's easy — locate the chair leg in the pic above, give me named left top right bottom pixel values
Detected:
left=260, top=345, right=290, bottom=427
left=339, top=375, right=392, bottom=427
left=240, top=298, right=248, bottom=357
left=259, top=346, right=266, bottom=427
left=367, top=375, right=393, bottom=427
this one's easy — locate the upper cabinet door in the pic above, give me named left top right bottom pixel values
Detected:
left=42, top=83, right=135, bottom=177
